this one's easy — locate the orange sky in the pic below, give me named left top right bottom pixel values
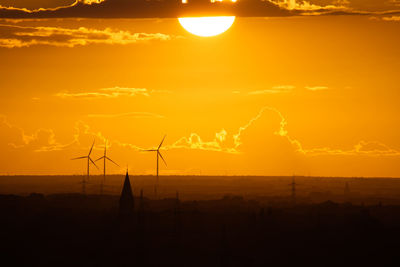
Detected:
left=1, top=1, right=400, bottom=176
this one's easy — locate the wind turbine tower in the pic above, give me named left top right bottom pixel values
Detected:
left=96, top=141, right=119, bottom=195
left=71, top=140, right=99, bottom=194
left=143, top=135, right=167, bottom=198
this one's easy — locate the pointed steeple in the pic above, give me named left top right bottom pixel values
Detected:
left=119, top=170, right=134, bottom=216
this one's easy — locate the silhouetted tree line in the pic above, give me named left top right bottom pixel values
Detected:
left=0, top=192, right=399, bottom=266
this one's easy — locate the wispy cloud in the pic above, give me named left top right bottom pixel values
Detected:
left=170, top=107, right=289, bottom=154
left=0, top=1, right=95, bottom=13
left=382, top=16, right=400, bottom=21
left=56, top=87, right=150, bottom=99
left=267, top=0, right=347, bottom=11
left=81, top=0, right=106, bottom=5
left=0, top=114, right=71, bottom=152
left=101, top=87, right=150, bottom=97
left=2, top=104, right=400, bottom=158
left=171, top=130, right=237, bottom=154
left=305, top=86, right=329, bottom=91
left=169, top=106, right=400, bottom=157
left=0, top=23, right=173, bottom=48
left=248, top=85, right=295, bottom=95
left=87, top=112, right=164, bottom=119
left=297, top=141, right=400, bottom=157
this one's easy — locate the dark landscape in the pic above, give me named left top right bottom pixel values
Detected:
left=1, top=175, right=400, bottom=266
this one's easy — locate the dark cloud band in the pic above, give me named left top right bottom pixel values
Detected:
left=0, top=0, right=298, bottom=19
left=1, top=0, right=400, bottom=19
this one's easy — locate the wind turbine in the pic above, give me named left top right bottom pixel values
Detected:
left=143, top=135, right=167, bottom=198
left=71, top=140, right=99, bottom=194
left=95, top=140, right=119, bottom=195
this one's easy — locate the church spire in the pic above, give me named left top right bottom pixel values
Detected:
left=119, top=170, right=134, bottom=216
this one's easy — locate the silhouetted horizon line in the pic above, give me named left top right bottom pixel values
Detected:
left=1, top=174, right=400, bottom=179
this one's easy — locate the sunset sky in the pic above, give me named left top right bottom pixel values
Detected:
left=1, top=0, right=400, bottom=177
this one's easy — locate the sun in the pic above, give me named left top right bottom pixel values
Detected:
left=178, top=16, right=236, bottom=37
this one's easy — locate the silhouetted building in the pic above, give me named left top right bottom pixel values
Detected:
left=119, top=171, right=134, bottom=216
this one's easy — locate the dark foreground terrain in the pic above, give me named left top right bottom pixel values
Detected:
left=1, top=191, right=400, bottom=267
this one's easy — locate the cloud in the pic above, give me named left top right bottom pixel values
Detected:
left=0, top=0, right=348, bottom=19
left=247, top=85, right=328, bottom=95
left=56, top=87, right=150, bottom=99
left=298, top=141, right=400, bottom=156
left=0, top=114, right=70, bottom=152
left=305, top=86, right=329, bottom=91
left=266, top=0, right=346, bottom=11
left=100, top=87, right=150, bottom=97
left=0, top=0, right=287, bottom=18
left=233, top=107, right=272, bottom=148
left=1, top=0, right=400, bottom=19
left=248, top=85, right=295, bottom=95
left=0, top=0, right=103, bottom=14
left=75, top=110, right=400, bottom=158
left=216, top=128, right=227, bottom=142
left=0, top=23, right=173, bottom=48
left=171, top=132, right=236, bottom=153
left=87, top=112, right=165, bottom=119
left=2, top=104, right=400, bottom=159
left=169, top=107, right=294, bottom=154
left=382, top=15, right=400, bottom=21
left=81, top=0, right=106, bottom=4
left=168, top=106, right=400, bottom=158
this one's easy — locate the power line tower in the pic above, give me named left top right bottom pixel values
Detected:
left=344, top=181, right=350, bottom=200
left=78, top=175, right=91, bottom=195
left=290, top=175, right=297, bottom=205
left=79, top=178, right=87, bottom=195
left=345, top=182, right=350, bottom=194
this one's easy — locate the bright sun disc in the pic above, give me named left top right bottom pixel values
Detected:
left=178, top=16, right=235, bottom=37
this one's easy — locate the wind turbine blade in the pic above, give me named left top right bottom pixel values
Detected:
left=88, top=139, right=95, bottom=156
left=158, top=151, right=167, bottom=166
left=71, top=156, right=87, bottom=160
left=95, top=156, right=105, bottom=162
left=142, top=149, right=157, bottom=152
left=158, top=135, right=166, bottom=150
left=106, top=157, right=120, bottom=167
left=89, top=157, right=99, bottom=169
